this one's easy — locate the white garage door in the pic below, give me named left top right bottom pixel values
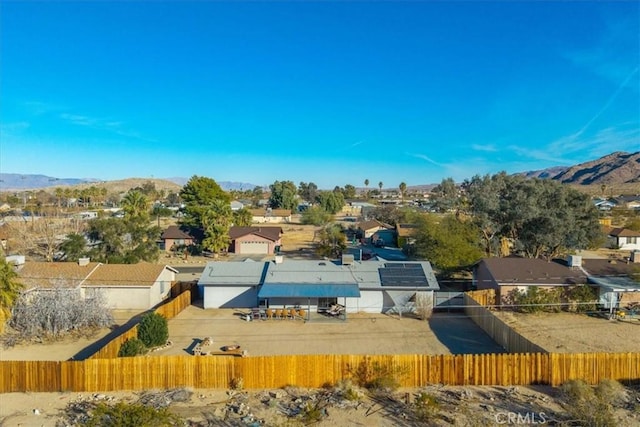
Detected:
left=240, top=241, right=269, bottom=254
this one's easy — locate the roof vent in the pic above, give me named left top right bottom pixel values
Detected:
left=274, top=255, right=284, bottom=264
left=567, top=255, right=582, bottom=268
left=341, top=254, right=354, bottom=266
left=78, top=257, right=90, bottom=266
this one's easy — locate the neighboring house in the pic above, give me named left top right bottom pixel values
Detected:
left=582, top=255, right=640, bottom=309
left=230, top=201, right=244, bottom=211
left=396, top=223, right=419, bottom=247
left=16, top=259, right=177, bottom=310
left=358, top=219, right=394, bottom=239
left=473, top=257, right=588, bottom=304
left=593, top=198, right=617, bottom=211
left=250, top=208, right=292, bottom=224
left=615, top=195, right=640, bottom=210
left=229, top=226, right=283, bottom=255
left=160, top=225, right=195, bottom=252
left=607, top=228, right=640, bottom=251
left=198, top=257, right=439, bottom=314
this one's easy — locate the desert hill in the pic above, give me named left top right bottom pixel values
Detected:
left=521, top=151, right=640, bottom=185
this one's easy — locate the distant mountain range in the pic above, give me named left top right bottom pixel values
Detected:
left=0, top=173, right=259, bottom=192
left=519, top=151, right=640, bottom=185
left=2, top=151, right=638, bottom=192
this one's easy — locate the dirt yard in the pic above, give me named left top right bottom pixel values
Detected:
left=493, top=311, right=640, bottom=353
left=153, top=306, right=450, bottom=356
left=2, top=383, right=639, bottom=427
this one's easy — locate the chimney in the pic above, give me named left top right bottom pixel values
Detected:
left=78, top=257, right=90, bottom=266
left=567, top=255, right=582, bottom=269
left=274, top=255, right=284, bottom=264
left=631, top=250, right=640, bottom=263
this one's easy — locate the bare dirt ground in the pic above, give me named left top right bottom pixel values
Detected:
left=0, top=310, right=142, bottom=361
left=2, top=383, right=638, bottom=427
left=152, top=307, right=504, bottom=357
left=493, top=311, right=640, bottom=353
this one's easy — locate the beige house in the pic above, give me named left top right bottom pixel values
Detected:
left=250, top=208, right=292, bottom=224
left=358, top=219, right=393, bottom=239
left=16, top=260, right=177, bottom=310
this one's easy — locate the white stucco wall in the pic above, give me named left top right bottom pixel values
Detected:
left=347, top=290, right=384, bottom=313
left=202, top=285, right=257, bottom=309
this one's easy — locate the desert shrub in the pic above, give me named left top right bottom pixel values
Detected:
left=565, top=285, right=598, bottom=312
left=300, top=402, right=326, bottom=424
left=413, top=392, right=440, bottom=422
left=229, top=377, right=244, bottom=390
left=137, top=312, right=168, bottom=348
left=506, top=287, right=562, bottom=313
left=560, top=379, right=625, bottom=427
left=350, top=357, right=406, bottom=393
left=334, top=379, right=362, bottom=401
left=118, top=338, right=147, bottom=357
left=84, top=401, right=183, bottom=427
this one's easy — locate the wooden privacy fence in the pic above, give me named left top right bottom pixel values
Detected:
left=90, top=288, right=193, bottom=359
left=1, top=352, right=638, bottom=393
left=463, top=292, right=547, bottom=354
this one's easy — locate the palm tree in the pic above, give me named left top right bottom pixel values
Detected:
left=378, top=181, right=383, bottom=193
left=121, top=190, right=150, bottom=220
left=364, top=179, right=370, bottom=199
left=0, top=258, right=23, bottom=332
left=399, top=182, right=407, bottom=204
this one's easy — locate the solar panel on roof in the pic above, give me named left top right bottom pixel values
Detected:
left=379, top=263, right=429, bottom=287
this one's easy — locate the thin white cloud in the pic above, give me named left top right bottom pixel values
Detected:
left=58, top=112, right=156, bottom=142
left=471, top=144, right=498, bottom=152
left=407, top=152, right=444, bottom=167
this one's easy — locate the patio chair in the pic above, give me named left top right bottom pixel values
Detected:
left=251, top=308, right=261, bottom=320
left=275, top=309, right=283, bottom=319
left=296, top=309, right=306, bottom=320
left=266, top=308, right=274, bottom=320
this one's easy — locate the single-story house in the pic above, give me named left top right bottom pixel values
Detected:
left=228, top=226, right=283, bottom=255
left=592, top=199, right=617, bottom=211
left=198, top=257, right=440, bottom=315
left=473, top=257, right=588, bottom=304
left=606, top=227, right=640, bottom=251
left=582, top=255, right=640, bottom=309
left=250, top=208, right=292, bottom=224
left=358, top=219, right=394, bottom=239
left=16, top=259, right=177, bottom=310
left=160, top=226, right=196, bottom=252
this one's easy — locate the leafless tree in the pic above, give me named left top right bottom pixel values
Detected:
left=10, top=283, right=113, bottom=339
left=6, top=217, right=81, bottom=261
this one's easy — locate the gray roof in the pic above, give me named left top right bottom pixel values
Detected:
left=199, top=261, right=268, bottom=286
left=199, top=259, right=439, bottom=291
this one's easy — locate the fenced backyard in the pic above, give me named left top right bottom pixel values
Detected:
left=1, top=287, right=638, bottom=393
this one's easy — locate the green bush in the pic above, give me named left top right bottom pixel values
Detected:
left=566, top=285, right=598, bottom=312
left=118, top=338, right=147, bottom=357
left=138, top=312, right=169, bottom=348
left=507, top=287, right=562, bottom=313
left=84, top=401, right=183, bottom=427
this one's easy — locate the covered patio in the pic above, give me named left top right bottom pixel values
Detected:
left=258, top=282, right=361, bottom=321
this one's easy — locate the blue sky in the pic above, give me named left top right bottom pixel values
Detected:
left=1, top=1, right=638, bottom=189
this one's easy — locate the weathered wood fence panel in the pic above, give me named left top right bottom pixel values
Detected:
left=463, top=293, right=547, bottom=354
left=90, top=288, right=192, bottom=360
left=2, top=352, right=638, bottom=393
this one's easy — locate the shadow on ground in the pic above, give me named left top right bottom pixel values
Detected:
left=428, top=312, right=505, bottom=354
